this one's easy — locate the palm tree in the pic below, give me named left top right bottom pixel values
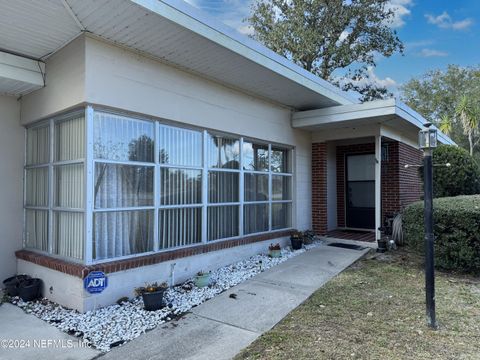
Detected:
left=438, top=114, right=453, bottom=136
left=455, top=95, right=479, bottom=156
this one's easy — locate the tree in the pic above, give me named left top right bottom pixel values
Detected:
left=401, top=65, right=480, bottom=159
left=247, top=0, right=404, bottom=101
left=455, top=95, right=480, bottom=156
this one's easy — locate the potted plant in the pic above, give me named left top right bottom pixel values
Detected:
left=377, top=227, right=388, bottom=253
left=3, top=274, right=31, bottom=297
left=268, top=243, right=282, bottom=258
left=303, top=230, right=316, bottom=245
left=194, top=271, right=211, bottom=288
left=290, top=230, right=304, bottom=250
left=136, top=282, right=168, bottom=311
left=18, top=278, right=42, bottom=301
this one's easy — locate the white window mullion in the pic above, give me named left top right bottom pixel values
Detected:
left=47, top=119, right=54, bottom=254
left=153, top=121, right=160, bottom=252
left=268, top=144, right=272, bottom=231
left=201, top=130, right=208, bottom=243
left=84, top=106, right=94, bottom=265
left=239, top=137, right=244, bottom=237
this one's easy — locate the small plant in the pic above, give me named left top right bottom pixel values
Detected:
left=135, top=282, right=168, bottom=297
left=194, top=271, right=211, bottom=288
left=268, top=243, right=281, bottom=251
left=290, top=231, right=304, bottom=250
left=290, top=230, right=303, bottom=239
left=136, top=282, right=169, bottom=311
left=303, top=230, right=316, bottom=245
left=268, top=243, right=282, bottom=258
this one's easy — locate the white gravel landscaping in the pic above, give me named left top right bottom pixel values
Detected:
left=7, top=241, right=324, bottom=352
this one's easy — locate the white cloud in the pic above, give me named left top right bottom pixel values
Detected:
left=386, top=0, right=413, bottom=28
left=183, top=0, right=199, bottom=8
left=236, top=25, right=254, bottom=36
left=418, top=48, right=448, bottom=57
left=405, top=39, right=434, bottom=49
left=425, top=11, right=473, bottom=30
left=184, top=0, right=255, bottom=36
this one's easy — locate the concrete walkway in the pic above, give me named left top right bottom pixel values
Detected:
left=99, top=244, right=368, bottom=360
left=0, top=302, right=100, bottom=360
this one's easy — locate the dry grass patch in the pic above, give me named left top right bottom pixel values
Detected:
left=236, top=249, right=480, bottom=360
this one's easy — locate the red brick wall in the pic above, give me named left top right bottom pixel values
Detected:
left=399, top=142, right=423, bottom=208
left=381, top=140, right=400, bottom=221
left=334, top=140, right=422, bottom=228
left=336, top=143, right=375, bottom=228
left=312, top=143, right=328, bottom=234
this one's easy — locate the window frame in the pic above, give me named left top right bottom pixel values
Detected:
left=24, top=107, right=294, bottom=265
left=23, top=110, right=86, bottom=264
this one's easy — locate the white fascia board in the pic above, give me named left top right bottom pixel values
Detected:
left=292, top=99, right=396, bottom=128
left=293, top=98, right=456, bottom=146
left=0, top=51, right=45, bottom=87
left=129, top=0, right=357, bottom=106
left=394, top=100, right=456, bottom=146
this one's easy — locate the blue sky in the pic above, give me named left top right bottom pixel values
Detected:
left=183, top=0, right=479, bottom=94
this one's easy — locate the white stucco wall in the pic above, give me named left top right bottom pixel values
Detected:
left=83, top=36, right=312, bottom=230
left=14, top=35, right=313, bottom=311
left=20, top=36, right=86, bottom=125
left=0, top=95, right=23, bottom=282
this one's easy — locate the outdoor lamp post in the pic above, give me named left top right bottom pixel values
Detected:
left=419, top=122, right=437, bottom=329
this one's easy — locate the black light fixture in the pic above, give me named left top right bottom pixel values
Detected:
left=419, top=122, right=437, bottom=329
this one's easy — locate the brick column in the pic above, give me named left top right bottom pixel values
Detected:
left=312, top=143, right=327, bottom=235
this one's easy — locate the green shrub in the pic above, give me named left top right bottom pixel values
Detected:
left=423, top=145, right=480, bottom=198
left=403, top=195, right=480, bottom=274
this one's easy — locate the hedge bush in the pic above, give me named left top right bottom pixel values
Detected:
left=403, top=195, right=480, bottom=274
left=423, top=145, right=480, bottom=198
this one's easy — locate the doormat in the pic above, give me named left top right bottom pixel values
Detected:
left=327, top=242, right=366, bottom=251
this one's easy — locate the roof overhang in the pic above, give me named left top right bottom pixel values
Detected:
left=0, top=0, right=357, bottom=108
left=293, top=98, right=456, bottom=145
left=0, top=51, right=45, bottom=96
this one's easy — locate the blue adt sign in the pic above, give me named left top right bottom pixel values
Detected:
left=84, top=271, right=108, bottom=294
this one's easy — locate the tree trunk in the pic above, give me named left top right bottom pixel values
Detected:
left=469, top=132, right=474, bottom=156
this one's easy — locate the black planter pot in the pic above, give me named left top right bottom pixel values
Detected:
left=377, top=239, right=388, bottom=253
left=3, top=275, right=31, bottom=297
left=290, top=237, right=303, bottom=250
left=18, top=278, right=42, bottom=301
left=142, top=289, right=166, bottom=311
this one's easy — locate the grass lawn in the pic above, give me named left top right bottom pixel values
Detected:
left=236, top=249, right=480, bottom=360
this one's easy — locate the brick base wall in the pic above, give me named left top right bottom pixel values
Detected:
left=16, top=229, right=292, bottom=279
left=312, top=143, right=327, bottom=234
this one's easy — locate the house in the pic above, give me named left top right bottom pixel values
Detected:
left=0, top=0, right=454, bottom=312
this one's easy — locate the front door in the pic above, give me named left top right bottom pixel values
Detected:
left=345, top=153, right=375, bottom=229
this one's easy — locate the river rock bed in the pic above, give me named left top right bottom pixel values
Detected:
left=8, top=241, right=323, bottom=352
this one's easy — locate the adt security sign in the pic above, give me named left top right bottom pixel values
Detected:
left=84, top=271, right=108, bottom=294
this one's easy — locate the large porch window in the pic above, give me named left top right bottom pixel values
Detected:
left=23, top=108, right=293, bottom=264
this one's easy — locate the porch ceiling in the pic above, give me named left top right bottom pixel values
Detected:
left=0, top=0, right=356, bottom=108
left=292, top=98, right=455, bottom=145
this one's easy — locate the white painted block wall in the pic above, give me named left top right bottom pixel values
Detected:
left=16, top=35, right=313, bottom=311
left=18, top=236, right=290, bottom=312
left=0, top=95, right=24, bottom=282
